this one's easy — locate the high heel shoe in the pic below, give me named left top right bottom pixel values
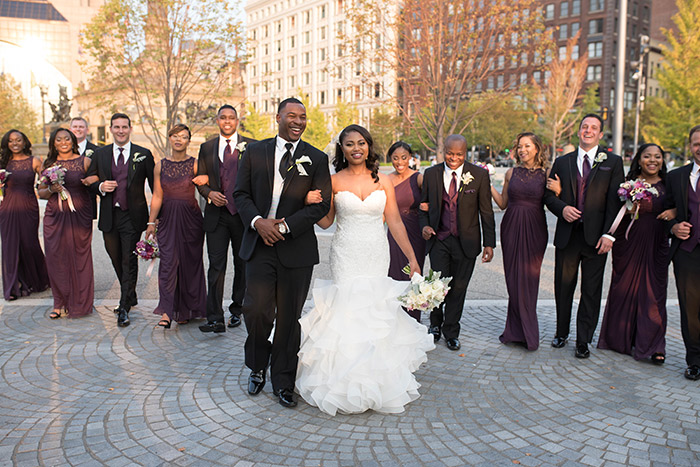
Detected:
left=156, top=318, right=171, bottom=329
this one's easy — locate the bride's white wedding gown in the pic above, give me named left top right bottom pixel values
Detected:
left=296, top=190, right=435, bottom=416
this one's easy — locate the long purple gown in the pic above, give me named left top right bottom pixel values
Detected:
left=43, top=157, right=94, bottom=317
left=388, top=172, right=426, bottom=279
left=499, top=167, right=548, bottom=350
left=598, top=181, right=668, bottom=359
left=153, top=157, right=206, bottom=321
left=0, top=157, right=50, bottom=299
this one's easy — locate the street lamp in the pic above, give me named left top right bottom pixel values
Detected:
left=632, top=35, right=650, bottom=156
left=38, top=84, right=48, bottom=143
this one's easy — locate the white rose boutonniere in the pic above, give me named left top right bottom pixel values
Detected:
left=292, top=155, right=312, bottom=176
left=460, top=171, right=474, bottom=191
left=236, top=141, right=247, bottom=158
left=84, top=149, right=94, bottom=158
left=594, top=152, right=607, bottom=166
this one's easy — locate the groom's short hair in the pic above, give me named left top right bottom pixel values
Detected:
left=278, top=98, right=304, bottom=114
left=579, top=113, right=604, bottom=131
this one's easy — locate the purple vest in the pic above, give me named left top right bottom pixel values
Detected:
left=437, top=187, right=459, bottom=240
left=220, top=148, right=238, bottom=215
left=111, top=154, right=128, bottom=211
left=681, top=184, right=700, bottom=252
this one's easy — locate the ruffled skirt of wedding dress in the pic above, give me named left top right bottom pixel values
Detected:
left=296, top=277, right=435, bottom=416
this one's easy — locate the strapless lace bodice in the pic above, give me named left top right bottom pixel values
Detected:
left=330, top=190, right=389, bottom=283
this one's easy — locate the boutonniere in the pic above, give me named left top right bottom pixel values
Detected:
left=459, top=172, right=474, bottom=191
left=594, top=152, right=607, bottom=166
left=290, top=155, right=312, bottom=176
left=236, top=141, right=247, bottom=159
left=84, top=149, right=94, bottom=158
left=132, top=152, right=145, bottom=170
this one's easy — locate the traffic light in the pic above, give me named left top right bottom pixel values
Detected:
left=601, top=107, right=609, bottom=121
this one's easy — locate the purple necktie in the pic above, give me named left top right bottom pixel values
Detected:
left=449, top=171, right=457, bottom=200
left=223, top=139, right=232, bottom=160
left=117, top=147, right=125, bottom=167
left=582, top=154, right=591, bottom=180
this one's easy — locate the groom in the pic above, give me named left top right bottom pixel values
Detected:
left=420, top=134, right=496, bottom=351
left=233, top=98, right=331, bottom=407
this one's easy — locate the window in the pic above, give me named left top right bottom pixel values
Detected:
left=559, top=23, right=568, bottom=39
left=320, top=26, right=326, bottom=40
left=276, top=59, right=281, bottom=71
left=571, top=0, right=580, bottom=14
left=251, top=65, right=257, bottom=77
left=487, top=76, right=494, bottom=89
left=589, top=0, right=604, bottom=12
left=289, top=76, right=295, bottom=88
left=320, top=4, right=326, bottom=18
left=374, top=83, right=380, bottom=98
left=571, top=22, right=580, bottom=36
left=289, top=36, right=295, bottom=48
left=545, top=3, right=555, bottom=19
left=304, top=52, right=310, bottom=65
left=560, top=1, right=569, bottom=17
left=624, top=90, right=634, bottom=110
left=572, top=45, right=579, bottom=59
left=588, top=19, right=603, bottom=35
left=304, top=31, right=310, bottom=44
left=304, top=72, right=310, bottom=85
left=520, top=72, right=528, bottom=84
left=320, top=91, right=325, bottom=104
left=264, top=44, right=269, bottom=55
left=304, top=10, right=310, bottom=23
left=588, top=41, right=603, bottom=57
left=337, top=88, right=342, bottom=101
left=337, top=44, right=343, bottom=57
left=496, top=75, right=504, bottom=88
left=586, top=65, right=602, bottom=81
left=559, top=45, right=567, bottom=60
left=319, top=48, right=327, bottom=61
left=533, top=70, right=541, bottom=83
left=521, top=52, right=528, bottom=66
left=497, top=55, right=504, bottom=69
left=289, top=56, right=296, bottom=68
left=276, top=40, right=282, bottom=52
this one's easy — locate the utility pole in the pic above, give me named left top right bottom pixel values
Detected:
left=613, top=0, right=628, bottom=156
left=632, top=35, right=650, bottom=156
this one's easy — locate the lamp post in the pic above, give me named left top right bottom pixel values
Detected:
left=613, top=0, right=628, bottom=156
left=38, top=84, right=48, bottom=143
left=632, top=35, right=650, bottom=156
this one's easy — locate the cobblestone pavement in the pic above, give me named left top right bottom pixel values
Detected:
left=0, top=297, right=697, bottom=466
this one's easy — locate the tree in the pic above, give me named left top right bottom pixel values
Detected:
left=80, top=0, right=245, bottom=156
left=240, top=104, right=276, bottom=140
left=369, top=106, right=401, bottom=160
left=334, top=101, right=358, bottom=132
left=0, top=74, right=42, bottom=143
left=471, top=92, right=535, bottom=157
left=345, top=0, right=546, bottom=160
left=304, top=105, right=333, bottom=150
left=529, top=32, right=588, bottom=160
left=642, top=0, right=700, bottom=158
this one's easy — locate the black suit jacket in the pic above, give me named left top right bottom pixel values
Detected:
left=196, top=133, right=256, bottom=232
left=82, top=141, right=100, bottom=219
left=86, top=143, right=155, bottom=232
left=419, top=162, right=496, bottom=258
left=665, top=163, right=694, bottom=260
left=544, top=148, right=624, bottom=248
left=233, top=137, right=332, bottom=268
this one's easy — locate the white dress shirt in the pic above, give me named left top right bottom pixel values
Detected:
left=577, top=146, right=598, bottom=175
left=690, top=162, right=700, bottom=192
left=443, top=164, right=463, bottom=194
left=218, top=133, right=238, bottom=163
left=77, top=139, right=87, bottom=155
left=112, top=141, right=132, bottom=165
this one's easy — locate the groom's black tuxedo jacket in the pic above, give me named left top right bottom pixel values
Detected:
left=543, top=148, right=624, bottom=248
left=233, top=137, right=332, bottom=268
left=196, top=133, right=256, bottom=232
left=665, top=163, right=694, bottom=261
left=86, top=143, right=155, bottom=233
left=419, top=162, right=496, bottom=258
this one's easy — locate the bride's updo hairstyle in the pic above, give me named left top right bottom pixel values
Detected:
left=333, top=124, right=380, bottom=183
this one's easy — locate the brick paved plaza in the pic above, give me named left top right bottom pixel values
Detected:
left=0, top=296, right=698, bottom=466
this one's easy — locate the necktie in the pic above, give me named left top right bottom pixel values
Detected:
left=279, top=142, right=293, bottom=179
left=449, top=171, right=457, bottom=200
left=223, top=139, right=232, bottom=161
left=582, top=154, right=591, bottom=180
left=117, top=147, right=125, bottom=167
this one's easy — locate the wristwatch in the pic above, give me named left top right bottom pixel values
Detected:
left=278, top=223, right=288, bottom=234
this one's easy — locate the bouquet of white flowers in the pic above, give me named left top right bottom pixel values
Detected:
left=398, top=269, right=452, bottom=312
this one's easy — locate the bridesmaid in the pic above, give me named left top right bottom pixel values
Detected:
left=145, top=124, right=206, bottom=328
left=598, top=143, right=670, bottom=364
left=0, top=130, right=50, bottom=300
left=38, top=128, right=94, bottom=319
left=386, top=141, right=426, bottom=321
left=491, top=133, right=556, bottom=350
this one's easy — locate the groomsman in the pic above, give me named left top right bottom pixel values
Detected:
left=70, top=117, right=99, bottom=219
left=544, top=114, right=624, bottom=358
left=86, top=113, right=155, bottom=327
left=665, top=124, right=700, bottom=381
left=420, top=134, right=496, bottom=351
left=234, top=98, right=331, bottom=407
left=196, top=105, right=255, bottom=333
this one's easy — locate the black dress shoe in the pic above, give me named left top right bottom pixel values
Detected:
left=116, top=308, right=130, bottom=327
left=228, top=315, right=241, bottom=328
left=575, top=342, right=590, bottom=359
left=684, top=365, right=700, bottom=381
left=274, top=388, right=297, bottom=408
left=551, top=336, right=567, bottom=348
left=199, top=321, right=226, bottom=333
left=446, top=338, right=461, bottom=351
left=428, top=326, right=441, bottom=343
left=248, top=370, right=266, bottom=395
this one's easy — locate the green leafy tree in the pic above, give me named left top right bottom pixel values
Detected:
left=304, top=105, right=332, bottom=150
left=240, top=104, right=275, bottom=140
left=470, top=92, right=535, bottom=157
left=334, top=101, right=358, bottom=133
left=80, top=0, right=245, bottom=156
left=369, top=106, right=401, bottom=160
left=642, top=0, right=700, bottom=158
left=0, top=74, right=42, bottom=142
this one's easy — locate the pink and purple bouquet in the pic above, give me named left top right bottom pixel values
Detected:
left=617, top=180, right=659, bottom=218
left=398, top=268, right=452, bottom=312
left=40, top=165, right=68, bottom=201
left=134, top=238, right=160, bottom=260
left=0, top=169, right=10, bottom=201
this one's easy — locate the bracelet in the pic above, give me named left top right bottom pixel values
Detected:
left=147, top=222, right=156, bottom=225
left=47, top=185, right=54, bottom=193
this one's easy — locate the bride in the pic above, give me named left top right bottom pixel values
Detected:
left=296, top=124, right=435, bottom=416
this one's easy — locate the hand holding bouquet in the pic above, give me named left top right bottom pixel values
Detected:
left=398, top=268, right=452, bottom=312
left=40, top=165, right=68, bottom=200
left=617, top=179, right=659, bottom=219
left=134, top=237, right=160, bottom=276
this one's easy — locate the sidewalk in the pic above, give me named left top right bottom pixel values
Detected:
left=0, top=298, right=697, bottom=466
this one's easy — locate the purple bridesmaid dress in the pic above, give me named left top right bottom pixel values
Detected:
left=153, top=157, right=206, bottom=321
left=499, top=167, right=548, bottom=350
left=43, top=157, right=94, bottom=317
left=598, top=181, right=668, bottom=359
left=388, top=171, right=426, bottom=279
left=0, top=157, right=50, bottom=299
